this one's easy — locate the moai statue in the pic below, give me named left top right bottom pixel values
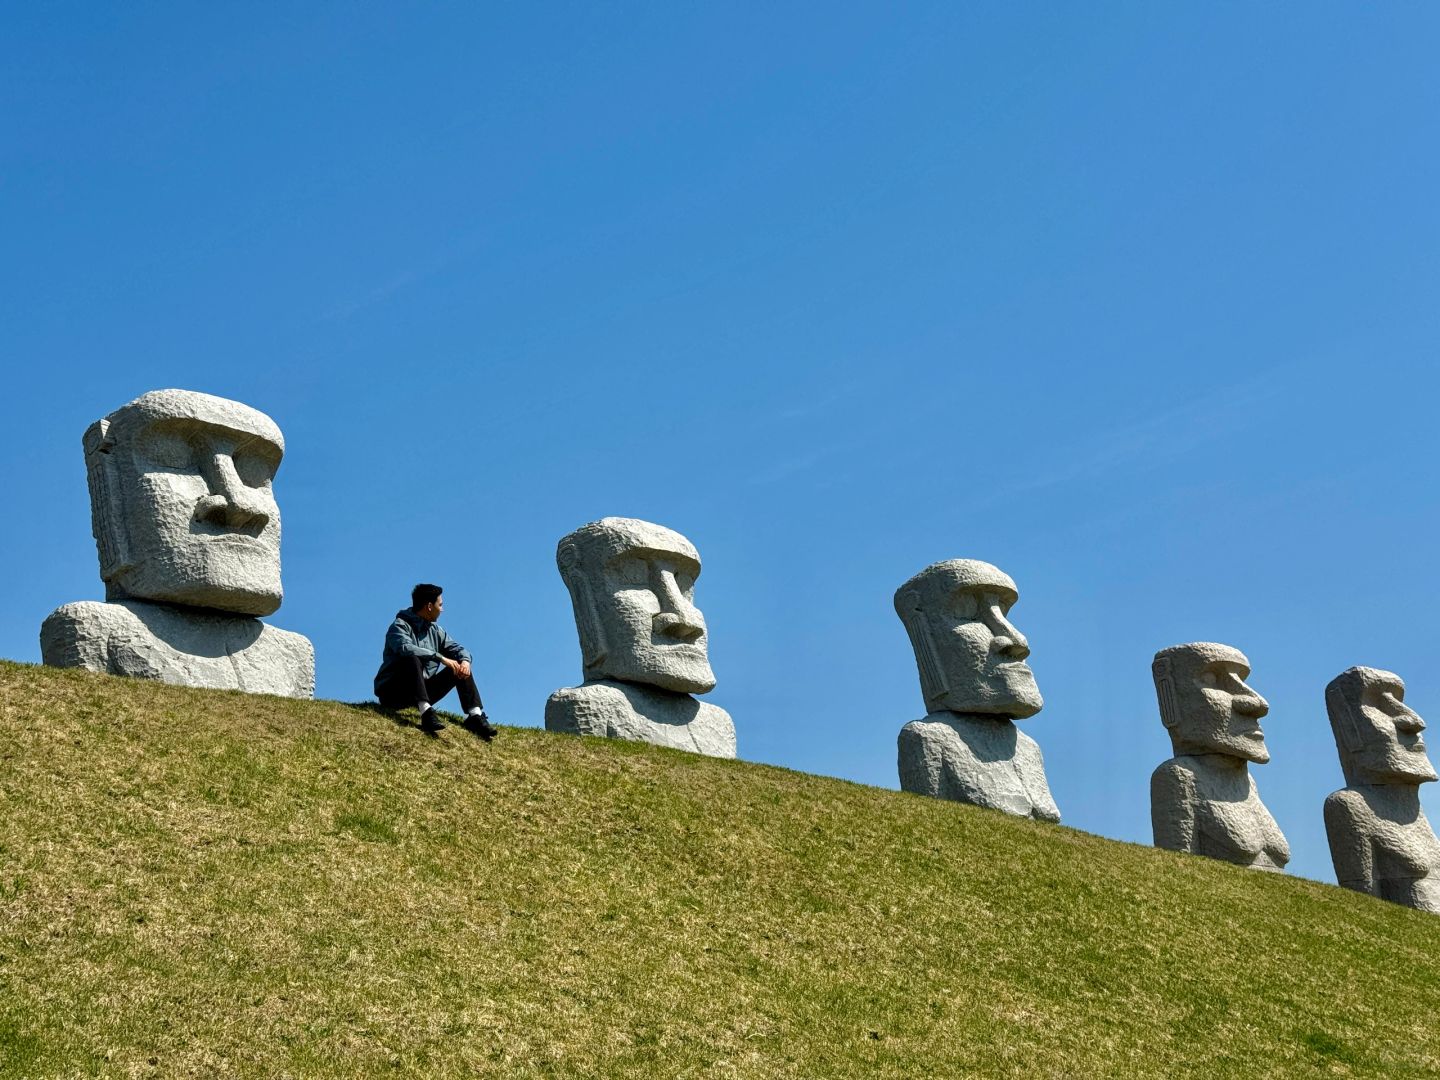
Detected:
left=41, top=389, right=314, bottom=698
left=545, top=517, right=736, bottom=758
left=894, top=559, right=1059, bottom=822
left=1324, top=667, right=1440, bottom=913
left=1150, top=642, right=1288, bottom=871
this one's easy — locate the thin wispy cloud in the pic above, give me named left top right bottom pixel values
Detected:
left=970, top=363, right=1292, bottom=509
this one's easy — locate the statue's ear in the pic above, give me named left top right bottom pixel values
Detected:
left=899, top=588, right=948, bottom=708
left=1326, top=680, right=1365, bottom=755
left=84, top=418, right=131, bottom=584
left=558, top=541, right=607, bottom=675
left=1153, top=656, right=1180, bottom=731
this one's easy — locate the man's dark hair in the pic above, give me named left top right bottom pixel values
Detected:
left=412, top=583, right=443, bottom=608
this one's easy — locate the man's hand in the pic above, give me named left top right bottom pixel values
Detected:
left=440, top=656, right=471, bottom=679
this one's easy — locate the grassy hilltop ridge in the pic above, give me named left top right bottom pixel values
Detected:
left=1, top=661, right=1439, bottom=1077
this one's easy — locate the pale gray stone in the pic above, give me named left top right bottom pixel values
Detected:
left=894, top=559, right=1059, bottom=822
left=546, top=517, right=736, bottom=758
left=1150, top=642, right=1289, bottom=871
left=898, top=712, right=1059, bottom=822
left=42, top=389, right=314, bottom=698
left=1324, top=666, right=1440, bottom=913
left=42, top=600, right=314, bottom=698
left=545, top=679, right=736, bottom=758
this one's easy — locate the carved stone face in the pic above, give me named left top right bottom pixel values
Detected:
left=1152, top=642, right=1270, bottom=763
left=1326, top=667, right=1437, bottom=786
left=556, top=517, right=715, bottom=695
left=85, top=390, right=285, bottom=617
left=894, top=559, right=1043, bottom=719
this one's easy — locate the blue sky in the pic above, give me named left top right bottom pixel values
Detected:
left=4, top=4, right=1439, bottom=884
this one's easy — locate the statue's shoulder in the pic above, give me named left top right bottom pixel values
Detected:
left=250, top=623, right=315, bottom=698
left=1324, top=787, right=1369, bottom=824
left=545, top=681, right=635, bottom=736
left=1151, top=757, right=1197, bottom=791
left=691, top=699, right=736, bottom=757
left=256, top=623, right=315, bottom=663
left=695, top=699, right=733, bottom=725
left=43, top=600, right=143, bottom=636
left=41, top=600, right=145, bottom=671
left=900, top=713, right=960, bottom=738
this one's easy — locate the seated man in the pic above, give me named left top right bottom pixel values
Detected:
left=375, top=584, right=497, bottom=740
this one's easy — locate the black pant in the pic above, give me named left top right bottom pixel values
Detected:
left=376, top=655, right=484, bottom=714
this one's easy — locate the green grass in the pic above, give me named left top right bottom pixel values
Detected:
left=2, top=660, right=1439, bottom=1077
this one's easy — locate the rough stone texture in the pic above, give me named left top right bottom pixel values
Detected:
left=1324, top=666, right=1440, bottom=913
left=899, top=712, right=1059, bottom=822
left=546, top=517, right=735, bottom=758
left=1150, top=642, right=1289, bottom=871
left=42, top=600, right=315, bottom=698
left=42, top=389, right=314, bottom=698
left=546, top=679, right=736, bottom=758
left=894, top=559, right=1059, bottom=822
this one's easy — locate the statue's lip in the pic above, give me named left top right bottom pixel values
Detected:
left=201, top=532, right=269, bottom=546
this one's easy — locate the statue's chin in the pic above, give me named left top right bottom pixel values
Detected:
left=596, top=649, right=716, bottom=696
left=109, top=576, right=282, bottom=617
left=932, top=676, right=1043, bottom=720
left=1368, top=754, right=1440, bottom=785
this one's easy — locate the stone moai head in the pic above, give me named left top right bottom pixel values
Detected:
left=84, top=390, right=285, bottom=617
left=1326, top=666, right=1437, bottom=787
left=1152, top=642, right=1271, bottom=763
left=556, top=517, right=716, bottom=695
left=894, top=559, right=1043, bottom=719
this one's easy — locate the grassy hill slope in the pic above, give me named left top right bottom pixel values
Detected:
left=2, top=661, right=1439, bottom=1078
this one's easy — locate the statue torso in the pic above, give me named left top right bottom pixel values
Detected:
left=544, top=679, right=737, bottom=759
left=41, top=599, right=315, bottom=699
left=898, top=712, right=1060, bottom=823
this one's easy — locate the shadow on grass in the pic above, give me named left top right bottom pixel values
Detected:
left=346, top=701, right=418, bottom=730
left=345, top=701, right=485, bottom=740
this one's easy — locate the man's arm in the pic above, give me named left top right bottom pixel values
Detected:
left=435, top=625, right=472, bottom=665
left=385, top=618, right=440, bottom=661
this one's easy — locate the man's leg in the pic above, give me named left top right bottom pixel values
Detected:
left=421, top=667, right=459, bottom=709
left=452, top=671, right=497, bottom=741
left=376, top=655, right=433, bottom=711
left=453, top=673, right=484, bottom=715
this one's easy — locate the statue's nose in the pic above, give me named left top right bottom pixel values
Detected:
left=1394, top=703, right=1426, bottom=734
left=652, top=570, right=704, bottom=641
left=195, top=453, right=270, bottom=530
left=1234, top=692, right=1269, bottom=719
left=986, top=602, right=1029, bottom=660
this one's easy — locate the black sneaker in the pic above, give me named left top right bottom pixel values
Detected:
left=419, top=707, right=445, bottom=735
left=464, top=712, right=498, bottom=742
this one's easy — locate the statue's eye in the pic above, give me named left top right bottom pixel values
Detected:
left=611, top=556, right=651, bottom=588
left=949, top=592, right=979, bottom=620
left=232, top=448, right=278, bottom=487
left=674, top=572, right=695, bottom=595
left=137, top=430, right=195, bottom=471
left=1199, top=672, right=1218, bottom=688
